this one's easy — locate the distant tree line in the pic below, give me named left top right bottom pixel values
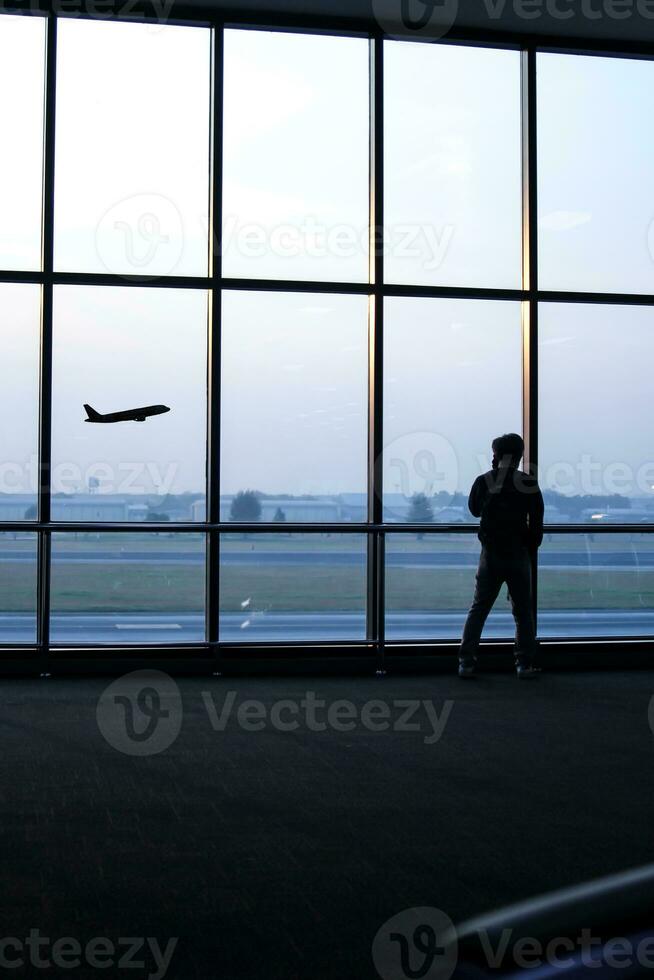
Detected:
left=20, top=488, right=636, bottom=524
left=542, top=489, right=631, bottom=518
left=229, top=490, right=262, bottom=523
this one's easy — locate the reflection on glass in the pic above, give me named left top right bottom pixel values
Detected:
left=54, top=19, right=211, bottom=277
left=50, top=533, right=206, bottom=643
left=383, top=298, right=523, bottom=521
left=384, top=41, right=522, bottom=288
left=539, top=304, right=654, bottom=523
left=223, top=30, right=369, bottom=282
left=385, top=534, right=508, bottom=640
left=0, top=533, right=38, bottom=643
left=0, top=15, right=45, bottom=271
left=539, top=534, right=654, bottom=637
left=0, top=284, right=40, bottom=519
left=219, top=534, right=367, bottom=641
left=221, top=291, right=368, bottom=511
left=538, top=53, right=654, bottom=294
left=51, top=285, right=208, bottom=519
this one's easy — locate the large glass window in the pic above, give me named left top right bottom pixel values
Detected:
left=386, top=534, right=508, bottom=640
left=51, top=285, right=208, bottom=519
left=50, top=533, right=206, bottom=643
left=0, top=284, right=41, bottom=521
left=539, top=534, right=654, bottom=638
left=219, top=534, right=367, bottom=642
left=0, top=533, right=38, bottom=643
left=383, top=298, right=523, bottom=522
left=384, top=41, right=522, bottom=289
left=539, top=303, right=654, bottom=524
left=538, top=52, right=654, bottom=295
left=222, top=29, right=370, bottom=283
left=54, top=19, right=211, bottom=277
left=220, top=291, right=368, bottom=510
left=3, top=11, right=654, bottom=654
left=0, top=15, right=45, bottom=271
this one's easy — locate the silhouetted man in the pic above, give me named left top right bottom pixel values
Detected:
left=459, top=433, right=544, bottom=679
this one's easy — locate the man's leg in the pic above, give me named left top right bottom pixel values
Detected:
left=460, top=549, right=503, bottom=668
left=505, top=549, right=538, bottom=669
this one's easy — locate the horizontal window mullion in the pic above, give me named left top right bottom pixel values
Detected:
left=4, top=523, right=654, bottom=534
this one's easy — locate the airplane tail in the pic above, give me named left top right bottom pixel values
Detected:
left=84, top=404, right=102, bottom=422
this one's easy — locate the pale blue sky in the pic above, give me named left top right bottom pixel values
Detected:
left=2, top=15, right=654, bottom=505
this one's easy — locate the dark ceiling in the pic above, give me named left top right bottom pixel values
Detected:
left=183, top=0, right=654, bottom=45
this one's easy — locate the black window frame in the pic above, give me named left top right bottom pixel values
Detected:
left=1, top=8, right=654, bottom=674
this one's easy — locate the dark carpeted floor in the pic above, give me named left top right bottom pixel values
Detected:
left=1, top=670, right=652, bottom=979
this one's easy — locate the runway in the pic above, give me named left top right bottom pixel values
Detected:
left=4, top=548, right=654, bottom=570
left=2, top=609, right=653, bottom=643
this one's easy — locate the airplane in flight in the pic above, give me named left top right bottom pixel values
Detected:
left=84, top=403, right=170, bottom=424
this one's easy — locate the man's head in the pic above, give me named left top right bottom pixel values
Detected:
left=492, top=433, right=524, bottom=470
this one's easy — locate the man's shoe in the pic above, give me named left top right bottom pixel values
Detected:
left=458, top=663, right=476, bottom=679
left=516, top=664, right=540, bottom=679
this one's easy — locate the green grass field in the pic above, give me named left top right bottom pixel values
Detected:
left=1, top=533, right=654, bottom=613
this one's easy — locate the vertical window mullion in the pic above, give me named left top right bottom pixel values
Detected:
left=522, top=46, right=539, bottom=623
left=368, top=36, right=385, bottom=665
left=208, top=26, right=224, bottom=664
left=37, top=13, right=57, bottom=671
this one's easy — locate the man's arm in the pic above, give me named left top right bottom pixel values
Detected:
left=528, top=485, right=545, bottom=550
left=467, top=476, right=485, bottom=518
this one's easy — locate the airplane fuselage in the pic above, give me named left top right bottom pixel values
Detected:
left=85, top=405, right=170, bottom=423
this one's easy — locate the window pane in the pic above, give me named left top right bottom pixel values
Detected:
left=384, top=41, right=522, bottom=289
left=386, top=534, right=509, bottom=640
left=0, top=15, right=45, bottom=271
left=384, top=298, right=523, bottom=521
left=54, top=20, right=211, bottom=277
left=539, top=304, right=654, bottom=524
left=0, top=533, right=37, bottom=643
left=222, top=30, right=369, bottom=282
left=51, top=286, right=207, bottom=519
left=538, top=53, right=654, bottom=294
left=221, top=291, right=368, bottom=513
left=539, top=534, right=654, bottom=638
left=0, top=283, right=40, bottom=520
left=219, top=534, right=366, bottom=641
left=50, top=533, right=206, bottom=643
